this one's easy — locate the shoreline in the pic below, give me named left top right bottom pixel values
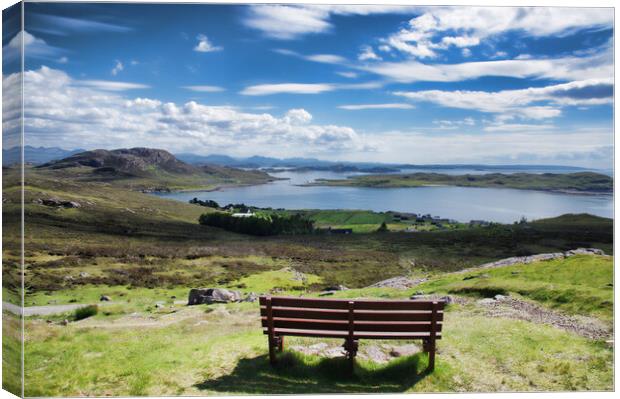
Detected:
left=299, top=181, right=613, bottom=196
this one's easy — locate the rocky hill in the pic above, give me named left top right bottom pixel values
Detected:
left=36, top=147, right=275, bottom=191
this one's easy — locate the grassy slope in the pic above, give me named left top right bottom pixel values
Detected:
left=310, top=172, right=613, bottom=193
left=415, top=255, right=613, bottom=320
left=22, top=256, right=614, bottom=395
left=3, top=170, right=613, bottom=394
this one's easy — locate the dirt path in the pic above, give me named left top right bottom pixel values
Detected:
left=3, top=301, right=117, bottom=317
left=477, top=296, right=611, bottom=340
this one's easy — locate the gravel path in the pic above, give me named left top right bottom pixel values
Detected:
left=3, top=301, right=115, bottom=317
left=478, top=296, right=611, bottom=340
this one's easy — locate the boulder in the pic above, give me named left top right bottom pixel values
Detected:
left=36, top=198, right=81, bottom=208
left=318, top=291, right=334, bottom=296
left=565, top=248, right=605, bottom=256
left=187, top=288, right=242, bottom=305
left=243, top=292, right=259, bottom=302
left=100, top=295, right=111, bottom=302
left=494, top=294, right=508, bottom=301
left=389, top=343, right=421, bottom=358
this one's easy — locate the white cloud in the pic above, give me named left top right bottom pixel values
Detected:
left=362, top=49, right=612, bottom=83
left=356, top=128, right=612, bottom=167
left=3, top=66, right=612, bottom=167
left=306, top=54, right=347, bottom=64
left=57, top=56, right=69, bottom=64
left=394, top=79, right=613, bottom=121
left=111, top=60, right=124, bottom=76
left=182, top=85, right=225, bottom=92
left=358, top=45, right=382, bottom=61
left=240, top=81, right=382, bottom=96
left=274, top=49, right=347, bottom=64
left=194, top=34, right=222, bottom=53
left=244, top=4, right=418, bottom=39
left=336, top=71, right=358, bottom=79
left=378, top=7, right=613, bottom=59
left=339, top=103, right=414, bottom=110
left=77, top=79, right=150, bottom=91
left=240, top=83, right=334, bottom=96
left=461, top=48, right=472, bottom=57
left=9, top=66, right=363, bottom=157
left=432, top=117, right=476, bottom=129
left=483, top=123, right=555, bottom=132
left=4, top=31, right=64, bottom=63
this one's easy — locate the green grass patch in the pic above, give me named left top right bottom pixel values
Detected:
left=417, top=255, right=613, bottom=319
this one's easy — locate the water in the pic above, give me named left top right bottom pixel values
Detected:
left=155, top=170, right=613, bottom=223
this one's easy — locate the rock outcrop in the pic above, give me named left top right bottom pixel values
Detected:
left=187, top=288, right=242, bottom=305
left=366, top=276, right=428, bottom=290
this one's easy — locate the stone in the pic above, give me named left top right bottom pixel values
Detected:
left=243, top=292, right=259, bottom=302
left=100, top=295, right=111, bottom=302
left=60, top=319, right=69, bottom=326
left=188, top=288, right=242, bottom=305
left=318, top=291, right=334, bottom=296
left=309, top=343, right=329, bottom=351
left=440, top=295, right=453, bottom=304
left=36, top=198, right=81, bottom=208
left=477, top=298, right=496, bottom=306
left=389, top=344, right=421, bottom=358
left=155, top=301, right=165, bottom=309
left=359, top=346, right=391, bottom=364
left=367, top=276, right=428, bottom=290
left=79, top=272, right=90, bottom=278
left=323, top=347, right=347, bottom=358
left=494, top=294, right=508, bottom=301
left=565, top=248, right=605, bottom=256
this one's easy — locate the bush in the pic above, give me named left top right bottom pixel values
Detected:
left=74, top=305, right=98, bottom=321
left=199, top=212, right=314, bottom=236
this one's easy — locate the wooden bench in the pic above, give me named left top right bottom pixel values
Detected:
left=259, top=296, right=445, bottom=371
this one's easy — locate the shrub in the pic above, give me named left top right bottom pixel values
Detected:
left=74, top=305, right=98, bottom=321
left=199, top=212, right=314, bottom=236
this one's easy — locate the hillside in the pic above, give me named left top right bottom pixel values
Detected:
left=308, top=172, right=613, bottom=193
left=34, top=147, right=275, bottom=191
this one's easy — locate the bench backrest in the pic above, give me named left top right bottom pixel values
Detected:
left=259, top=296, right=445, bottom=334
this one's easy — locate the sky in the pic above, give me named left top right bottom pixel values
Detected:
left=2, top=2, right=614, bottom=167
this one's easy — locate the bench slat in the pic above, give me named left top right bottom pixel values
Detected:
left=259, top=296, right=443, bottom=311
left=261, top=317, right=443, bottom=332
left=263, top=328, right=443, bottom=340
left=260, top=307, right=443, bottom=322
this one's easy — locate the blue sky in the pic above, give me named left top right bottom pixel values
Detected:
left=2, top=3, right=614, bottom=167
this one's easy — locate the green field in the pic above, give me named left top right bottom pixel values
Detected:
left=1, top=165, right=614, bottom=395
left=308, top=171, right=613, bottom=193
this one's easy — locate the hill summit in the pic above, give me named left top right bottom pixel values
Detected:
left=37, top=147, right=274, bottom=191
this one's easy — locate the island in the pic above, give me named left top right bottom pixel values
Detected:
left=304, top=171, right=613, bottom=194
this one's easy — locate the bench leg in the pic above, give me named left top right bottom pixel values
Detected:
left=276, top=336, right=284, bottom=352
left=268, top=336, right=277, bottom=365
left=423, top=339, right=436, bottom=371
left=343, top=339, right=358, bottom=372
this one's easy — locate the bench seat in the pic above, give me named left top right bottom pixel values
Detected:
left=259, top=295, right=446, bottom=371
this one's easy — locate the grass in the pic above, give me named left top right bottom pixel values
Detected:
left=2, top=312, right=22, bottom=397
left=309, top=171, right=613, bottom=193
left=415, top=254, right=613, bottom=320
left=3, top=167, right=614, bottom=395
left=22, top=300, right=612, bottom=396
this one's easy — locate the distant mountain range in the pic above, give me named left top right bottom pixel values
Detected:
left=3, top=146, right=596, bottom=173
left=3, top=146, right=86, bottom=166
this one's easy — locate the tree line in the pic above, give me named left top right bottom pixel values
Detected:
left=199, top=212, right=314, bottom=236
